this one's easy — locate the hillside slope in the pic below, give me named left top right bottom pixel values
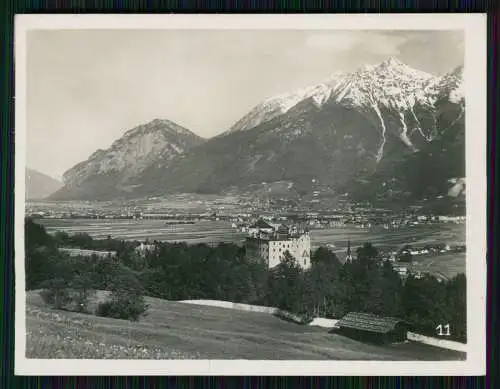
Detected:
left=50, top=119, right=205, bottom=200
left=26, top=291, right=464, bottom=360
left=346, top=99, right=465, bottom=209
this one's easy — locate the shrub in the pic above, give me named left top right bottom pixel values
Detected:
left=67, top=288, right=95, bottom=314
left=274, top=309, right=313, bottom=325
left=96, top=292, right=149, bottom=321
left=38, top=278, right=72, bottom=309
left=39, top=288, right=57, bottom=305
left=38, top=287, right=72, bottom=309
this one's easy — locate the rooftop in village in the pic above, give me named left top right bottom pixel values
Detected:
left=246, top=220, right=309, bottom=241
left=249, top=219, right=274, bottom=229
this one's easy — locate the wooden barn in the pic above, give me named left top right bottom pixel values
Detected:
left=333, top=312, right=409, bottom=344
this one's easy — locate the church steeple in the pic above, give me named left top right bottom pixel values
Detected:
left=345, top=237, right=353, bottom=262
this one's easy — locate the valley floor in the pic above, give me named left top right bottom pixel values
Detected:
left=35, top=218, right=466, bottom=279
left=25, top=291, right=465, bottom=360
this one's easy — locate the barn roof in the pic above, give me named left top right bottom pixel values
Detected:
left=336, top=312, right=407, bottom=334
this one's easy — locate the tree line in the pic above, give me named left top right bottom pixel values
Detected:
left=25, top=218, right=466, bottom=342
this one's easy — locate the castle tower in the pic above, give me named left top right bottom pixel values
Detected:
left=345, top=237, right=353, bottom=263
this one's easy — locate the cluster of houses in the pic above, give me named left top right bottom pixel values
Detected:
left=376, top=242, right=465, bottom=263
left=235, top=212, right=466, bottom=233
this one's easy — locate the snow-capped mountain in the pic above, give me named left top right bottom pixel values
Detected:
left=132, top=58, right=465, bottom=200
left=50, top=119, right=204, bottom=200
left=431, top=65, right=464, bottom=104
left=51, top=57, right=465, bottom=204
left=228, top=83, right=334, bottom=133
left=229, top=58, right=464, bottom=160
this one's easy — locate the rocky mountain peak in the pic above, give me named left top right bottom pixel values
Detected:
left=228, top=57, right=450, bottom=136
left=50, top=58, right=466, bottom=202
left=122, top=118, right=200, bottom=139
left=377, top=56, right=411, bottom=70
left=52, top=119, right=204, bottom=200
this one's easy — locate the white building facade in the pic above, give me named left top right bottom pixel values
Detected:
left=267, top=233, right=311, bottom=269
left=244, top=221, right=311, bottom=270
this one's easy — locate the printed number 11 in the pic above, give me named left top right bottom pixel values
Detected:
left=436, top=324, right=451, bottom=336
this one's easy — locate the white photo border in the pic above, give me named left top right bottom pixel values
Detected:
left=14, top=13, right=487, bottom=376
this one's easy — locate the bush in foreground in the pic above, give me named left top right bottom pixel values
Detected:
left=274, top=309, right=313, bottom=325
left=38, top=278, right=72, bottom=309
left=96, top=292, right=149, bottom=321
left=39, top=287, right=71, bottom=309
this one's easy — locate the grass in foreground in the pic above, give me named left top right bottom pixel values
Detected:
left=26, top=291, right=466, bottom=360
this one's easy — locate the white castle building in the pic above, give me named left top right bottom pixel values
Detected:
left=244, top=220, right=311, bottom=269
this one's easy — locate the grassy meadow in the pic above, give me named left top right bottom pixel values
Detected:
left=26, top=291, right=465, bottom=360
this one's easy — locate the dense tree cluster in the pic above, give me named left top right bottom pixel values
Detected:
left=25, top=218, right=466, bottom=341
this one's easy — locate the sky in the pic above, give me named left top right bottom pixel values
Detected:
left=25, top=29, right=464, bottom=179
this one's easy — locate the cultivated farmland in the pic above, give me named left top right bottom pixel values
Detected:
left=311, top=223, right=465, bottom=251
left=35, top=218, right=466, bottom=278
left=36, top=219, right=246, bottom=245
left=36, top=218, right=465, bottom=249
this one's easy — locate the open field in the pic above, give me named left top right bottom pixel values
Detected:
left=407, top=252, right=467, bottom=280
left=36, top=219, right=246, bottom=245
left=26, top=291, right=465, bottom=360
left=36, top=218, right=465, bottom=250
left=311, top=224, right=466, bottom=251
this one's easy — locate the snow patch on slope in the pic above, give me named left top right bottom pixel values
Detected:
left=229, top=83, right=336, bottom=133
left=227, top=57, right=464, bottom=163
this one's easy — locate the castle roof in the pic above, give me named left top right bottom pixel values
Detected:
left=249, top=219, right=274, bottom=229
left=277, top=224, right=289, bottom=234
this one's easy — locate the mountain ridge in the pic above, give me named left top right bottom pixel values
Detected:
left=228, top=58, right=463, bottom=140
left=50, top=58, right=465, bottom=204
left=133, top=59, right=464, bottom=199
left=50, top=119, right=205, bottom=200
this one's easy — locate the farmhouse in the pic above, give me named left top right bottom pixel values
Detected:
left=334, top=312, right=409, bottom=344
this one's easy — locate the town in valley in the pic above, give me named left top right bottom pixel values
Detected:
left=26, top=193, right=466, bottom=281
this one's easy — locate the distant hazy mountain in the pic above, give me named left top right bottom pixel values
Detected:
left=50, top=119, right=205, bottom=200
left=26, top=169, right=62, bottom=200
left=133, top=58, right=465, bottom=200
left=50, top=57, right=465, bottom=206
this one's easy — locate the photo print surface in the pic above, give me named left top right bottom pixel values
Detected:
left=14, top=14, right=486, bottom=376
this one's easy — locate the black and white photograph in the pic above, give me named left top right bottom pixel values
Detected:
left=15, top=14, right=486, bottom=376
